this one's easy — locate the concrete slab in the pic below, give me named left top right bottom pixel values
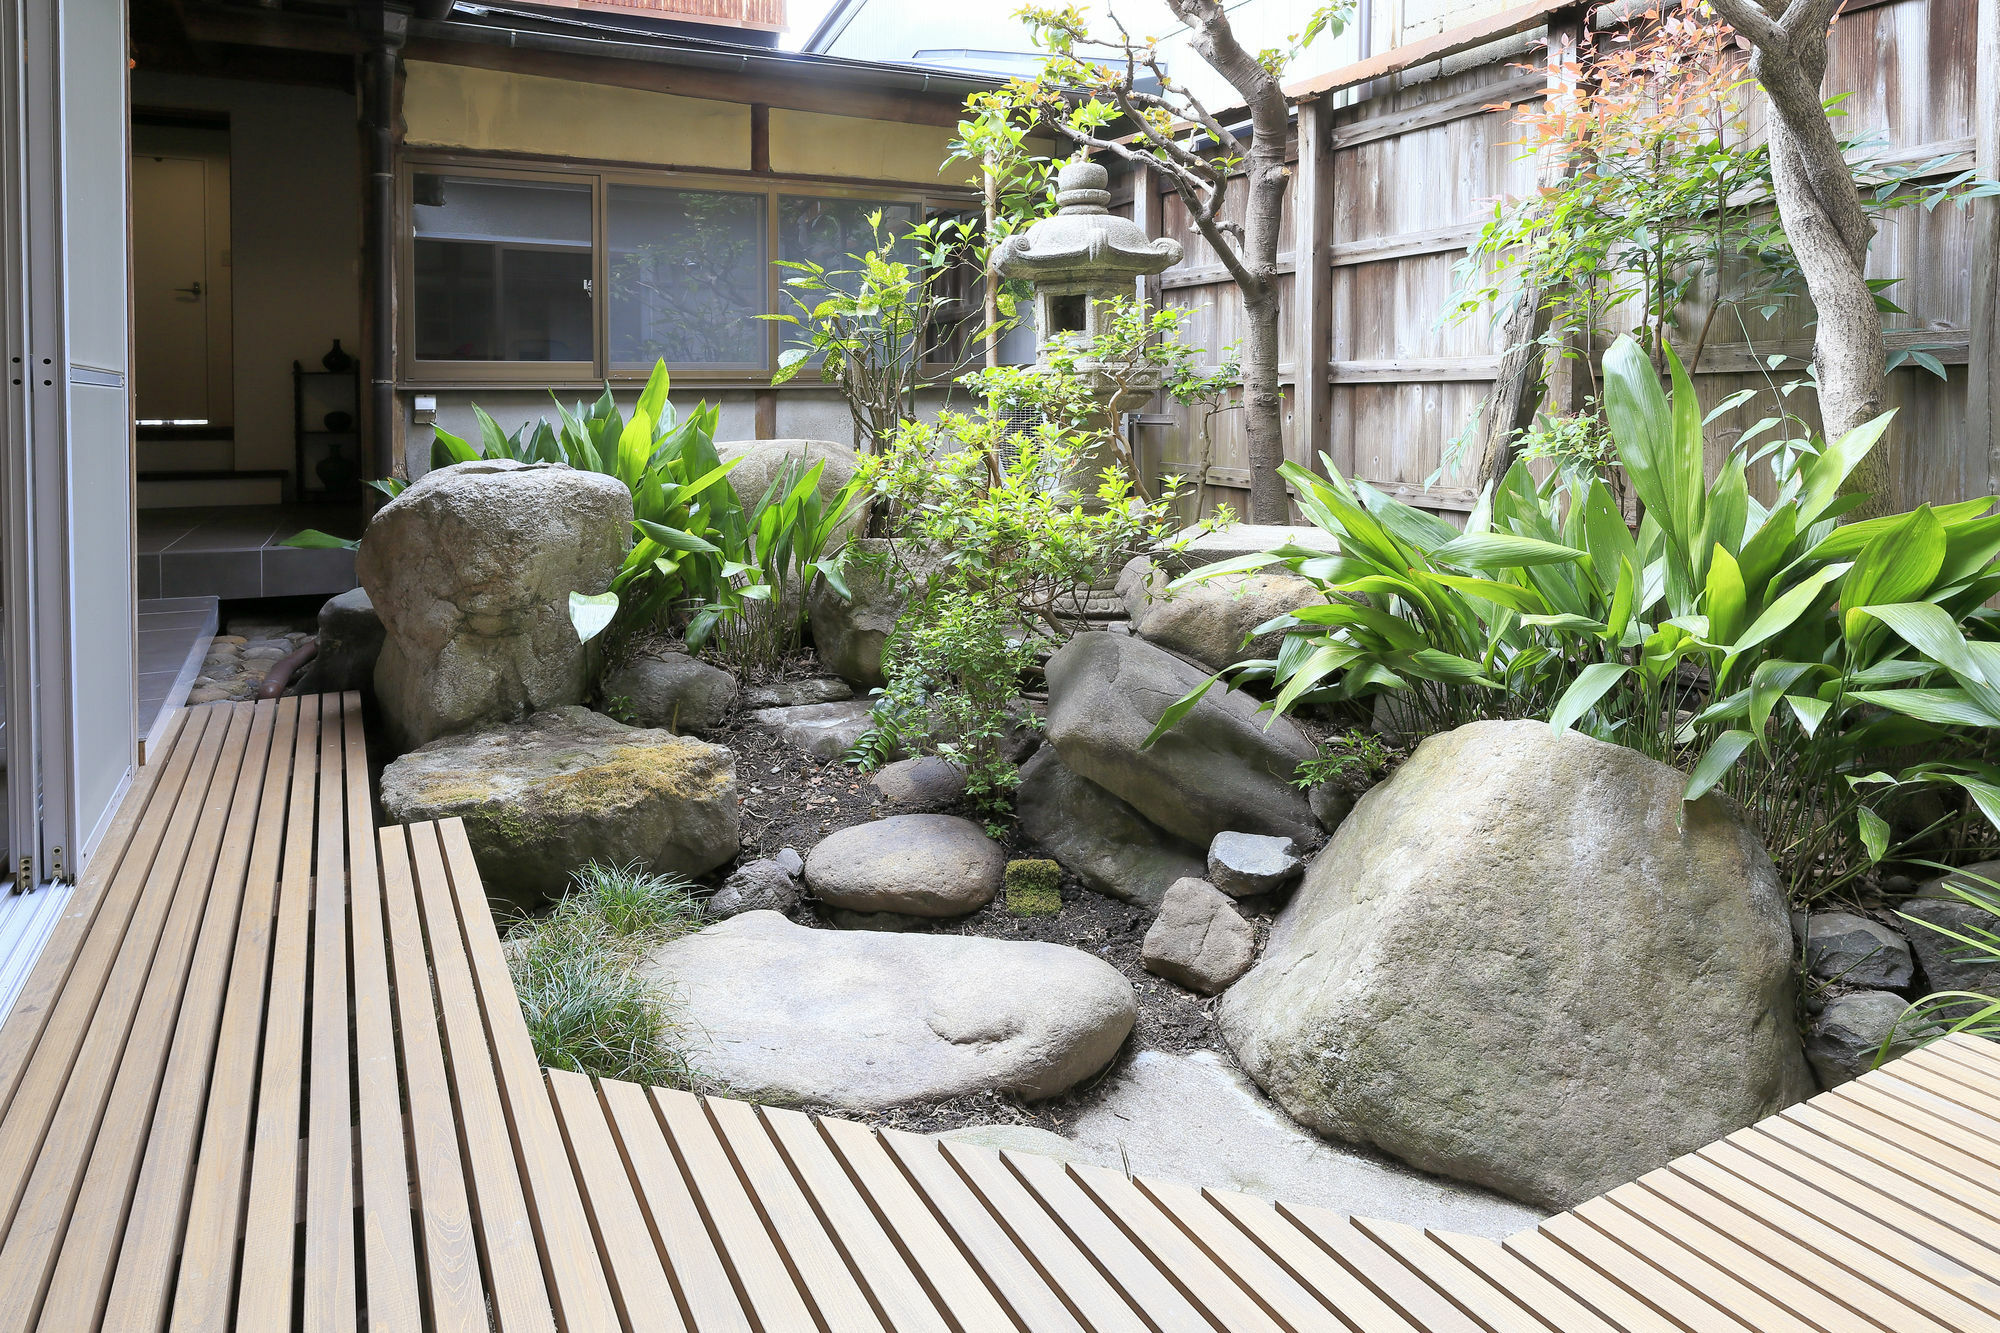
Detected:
left=1049, top=1048, right=1541, bottom=1240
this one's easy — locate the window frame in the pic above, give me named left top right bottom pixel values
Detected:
left=398, top=153, right=974, bottom=390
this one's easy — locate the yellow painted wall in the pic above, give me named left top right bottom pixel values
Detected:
left=402, top=61, right=752, bottom=170
left=768, top=108, right=971, bottom=186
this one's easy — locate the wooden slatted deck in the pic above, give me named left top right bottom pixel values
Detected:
left=2, top=694, right=1998, bottom=1330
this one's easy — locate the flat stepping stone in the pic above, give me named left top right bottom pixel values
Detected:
left=641, top=911, right=1136, bottom=1110
left=750, top=699, right=874, bottom=760
left=805, top=814, right=1004, bottom=918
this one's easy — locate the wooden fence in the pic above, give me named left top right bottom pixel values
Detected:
left=1117, top=0, right=1995, bottom=523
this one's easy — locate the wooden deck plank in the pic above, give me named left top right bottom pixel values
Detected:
left=1200, top=1188, right=1425, bottom=1333
left=0, top=709, right=191, bottom=1123
left=1281, top=1203, right=1489, bottom=1332
left=651, top=1085, right=823, bottom=1331
left=0, top=704, right=222, bottom=1238
left=1873, top=1064, right=2000, bottom=1148
left=596, top=1077, right=749, bottom=1333
left=1703, top=1133, right=2000, bottom=1291
left=30, top=702, right=270, bottom=1333
left=0, top=703, right=248, bottom=1333
left=98, top=699, right=290, bottom=1332
left=1063, top=1162, right=1290, bottom=1333
left=815, top=1116, right=1040, bottom=1333
left=1790, top=1098, right=2000, bottom=1216
left=121, top=699, right=292, bottom=1333
left=344, top=696, right=421, bottom=1333
left=702, top=1097, right=888, bottom=1333
left=1563, top=1198, right=1815, bottom=1332
left=1125, top=1174, right=1343, bottom=1332
left=406, top=820, right=556, bottom=1332
left=755, top=1104, right=953, bottom=1333
left=1502, top=1226, right=1701, bottom=1333
left=991, top=1144, right=1219, bottom=1329
left=1828, top=1078, right=2000, bottom=1169
left=1670, top=1147, right=2000, bottom=1329
left=302, top=694, right=356, bottom=1333
left=377, top=821, right=486, bottom=1333
left=435, top=818, right=623, bottom=1332
left=1753, top=1111, right=2000, bottom=1244
left=1352, top=1217, right=1555, bottom=1333
left=546, top=1068, right=688, bottom=1333
left=924, top=1136, right=1147, bottom=1331
left=1421, top=1231, right=1633, bottom=1333
left=1605, top=1176, right=1936, bottom=1333
left=233, top=693, right=327, bottom=1331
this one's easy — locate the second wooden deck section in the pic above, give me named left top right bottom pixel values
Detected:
left=1, top=694, right=1998, bottom=1330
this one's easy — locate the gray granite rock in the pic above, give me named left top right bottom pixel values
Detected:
left=1804, top=990, right=1914, bottom=1088
left=1802, top=911, right=1914, bottom=990
left=870, top=756, right=967, bottom=811
left=1014, top=747, right=1204, bottom=909
left=743, top=677, right=854, bottom=710
left=1899, top=897, right=2000, bottom=994
left=306, top=587, right=383, bottom=694
left=641, top=911, right=1135, bottom=1110
left=1117, top=557, right=1322, bottom=673
left=1221, top=719, right=1813, bottom=1211
left=709, top=858, right=804, bottom=920
left=379, top=706, right=738, bottom=909
left=774, top=846, right=805, bottom=878
left=804, top=814, right=1005, bottom=918
left=1206, top=832, right=1303, bottom=898
left=1142, top=878, right=1256, bottom=995
left=750, top=699, right=876, bottom=761
left=602, top=651, right=738, bottom=737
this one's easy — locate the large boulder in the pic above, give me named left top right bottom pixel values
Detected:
left=1044, top=633, right=1317, bottom=847
left=641, top=911, right=1136, bottom=1110
left=358, top=460, right=631, bottom=750
left=1900, top=863, right=2000, bottom=993
left=601, top=651, right=738, bottom=737
left=303, top=587, right=384, bottom=694
left=804, top=814, right=1005, bottom=918
left=718, top=439, right=860, bottom=540
left=1015, top=747, right=1205, bottom=909
left=806, top=538, right=942, bottom=689
left=1220, top=719, right=1814, bottom=1212
left=1117, top=557, right=1322, bottom=672
left=379, top=706, right=738, bottom=909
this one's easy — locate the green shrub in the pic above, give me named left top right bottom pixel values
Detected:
left=510, top=861, right=706, bottom=1087
left=1004, top=859, right=1062, bottom=916
left=1150, top=332, right=2000, bottom=902
left=1890, top=867, right=2000, bottom=1061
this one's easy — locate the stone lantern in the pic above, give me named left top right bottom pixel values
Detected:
left=993, top=158, right=1183, bottom=419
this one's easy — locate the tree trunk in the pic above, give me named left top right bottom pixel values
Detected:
left=1708, top=0, right=1886, bottom=500
left=1242, top=289, right=1287, bottom=520
left=1173, top=0, right=1293, bottom=522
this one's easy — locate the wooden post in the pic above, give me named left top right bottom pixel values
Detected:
left=1294, top=97, right=1336, bottom=479
left=1469, top=5, right=1585, bottom=493
left=1974, top=0, right=1999, bottom=496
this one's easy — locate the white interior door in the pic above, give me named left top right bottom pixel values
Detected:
left=131, top=154, right=211, bottom=424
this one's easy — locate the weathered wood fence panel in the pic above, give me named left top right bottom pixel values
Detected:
left=1127, top=0, right=1989, bottom=522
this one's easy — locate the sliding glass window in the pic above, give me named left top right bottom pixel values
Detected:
left=411, top=172, right=594, bottom=373
left=608, top=184, right=766, bottom=372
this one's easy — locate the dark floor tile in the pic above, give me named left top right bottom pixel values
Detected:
left=161, top=550, right=262, bottom=600
left=136, top=555, right=160, bottom=601
left=261, top=545, right=356, bottom=598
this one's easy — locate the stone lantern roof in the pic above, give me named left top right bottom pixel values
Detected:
left=993, top=160, right=1183, bottom=282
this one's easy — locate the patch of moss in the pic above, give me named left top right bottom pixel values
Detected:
left=409, top=776, right=500, bottom=810
left=1004, top=859, right=1062, bottom=916
left=535, top=742, right=732, bottom=817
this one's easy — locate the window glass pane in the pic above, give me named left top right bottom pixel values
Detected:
left=778, top=195, right=921, bottom=284
left=608, top=185, right=767, bottom=369
left=412, top=173, right=593, bottom=362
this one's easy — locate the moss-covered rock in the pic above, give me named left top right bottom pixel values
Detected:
left=379, top=706, right=738, bottom=909
left=1004, top=859, right=1062, bottom=916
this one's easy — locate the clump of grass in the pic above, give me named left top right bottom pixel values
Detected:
left=563, top=860, right=702, bottom=942
left=509, top=861, right=707, bottom=1087
left=1004, top=859, right=1062, bottom=916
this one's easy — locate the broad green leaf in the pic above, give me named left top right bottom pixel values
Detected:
left=1140, top=671, right=1227, bottom=750
left=1271, top=644, right=1361, bottom=714
left=1685, top=730, right=1755, bottom=801
left=635, top=357, right=672, bottom=424
left=1549, top=662, right=1630, bottom=733
left=1726, top=564, right=1849, bottom=661
left=282, top=529, right=358, bottom=551
left=1797, top=410, right=1896, bottom=525
left=1841, top=505, right=1945, bottom=633
left=1857, top=806, right=1889, bottom=863
left=1432, top=532, right=1584, bottom=569
left=431, top=427, right=480, bottom=470
left=634, top=519, right=722, bottom=556
left=1847, top=687, right=2000, bottom=727
left=1787, top=694, right=1831, bottom=736
left=568, top=590, right=619, bottom=645
left=1704, top=545, right=1747, bottom=647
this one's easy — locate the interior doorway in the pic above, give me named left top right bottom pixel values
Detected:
left=131, top=114, right=231, bottom=449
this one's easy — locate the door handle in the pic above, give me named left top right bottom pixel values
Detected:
left=173, top=281, right=203, bottom=298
